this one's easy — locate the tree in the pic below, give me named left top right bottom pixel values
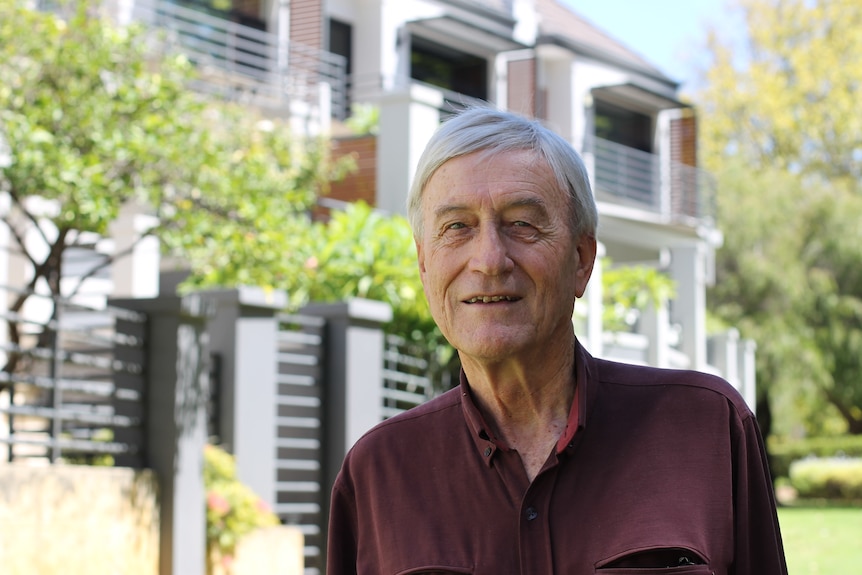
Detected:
left=0, top=1, right=342, bottom=372
left=697, top=0, right=862, bottom=436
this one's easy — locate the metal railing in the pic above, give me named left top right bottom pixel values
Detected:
left=589, top=136, right=716, bottom=223
left=0, top=286, right=147, bottom=466
left=125, top=0, right=348, bottom=118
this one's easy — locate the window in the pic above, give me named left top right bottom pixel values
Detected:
left=410, top=36, right=487, bottom=101
left=168, top=0, right=265, bottom=29
left=329, top=19, right=353, bottom=119
left=594, top=100, right=653, bottom=153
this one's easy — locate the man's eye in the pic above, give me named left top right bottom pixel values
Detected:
left=513, top=221, right=531, bottom=227
left=446, top=222, right=466, bottom=230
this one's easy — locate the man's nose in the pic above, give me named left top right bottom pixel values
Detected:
left=469, top=224, right=513, bottom=275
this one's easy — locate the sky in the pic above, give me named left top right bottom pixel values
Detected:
left=560, top=0, right=730, bottom=90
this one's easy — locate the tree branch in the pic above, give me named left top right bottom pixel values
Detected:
left=65, top=225, right=159, bottom=298
left=0, top=215, right=39, bottom=270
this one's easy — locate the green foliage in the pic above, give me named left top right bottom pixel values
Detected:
left=697, top=0, right=862, bottom=437
left=303, top=202, right=432, bottom=333
left=1, top=0, right=202, bottom=237
left=700, top=0, right=862, bottom=180
left=601, top=260, right=676, bottom=332
left=0, top=0, right=345, bottom=311
left=790, top=457, right=862, bottom=501
left=345, top=103, right=380, bottom=136
left=182, top=200, right=439, bottom=344
left=204, top=444, right=279, bottom=567
left=770, top=435, right=862, bottom=479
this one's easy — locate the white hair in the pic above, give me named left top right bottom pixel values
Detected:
left=407, top=106, right=597, bottom=239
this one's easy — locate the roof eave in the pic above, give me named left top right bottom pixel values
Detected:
left=536, top=33, right=680, bottom=90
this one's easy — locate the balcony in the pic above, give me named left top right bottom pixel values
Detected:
left=586, top=136, right=717, bottom=225
left=121, top=0, right=348, bottom=119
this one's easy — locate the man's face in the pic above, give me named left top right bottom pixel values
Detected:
left=416, top=149, right=596, bottom=364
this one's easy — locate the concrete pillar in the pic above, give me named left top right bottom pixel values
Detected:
left=376, top=84, right=444, bottom=216
left=669, top=243, right=708, bottom=371
left=202, top=287, right=288, bottom=511
left=640, top=297, right=670, bottom=368
left=113, top=294, right=213, bottom=575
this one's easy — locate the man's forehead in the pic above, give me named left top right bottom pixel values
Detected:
left=425, top=151, right=561, bottom=204
left=430, top=195, right=549, bottom=218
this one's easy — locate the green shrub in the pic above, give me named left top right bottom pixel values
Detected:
left=204, top=444, right=279, bottom=573
left=769, top=435, right=862, bottom=479
left=789, top=457, right=862, bottom=500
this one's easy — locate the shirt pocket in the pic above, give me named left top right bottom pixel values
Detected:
left=594, top=568, right=712, bottom=575
left=595, top=547, right=713, bottom=575
left=394, top=566, right=474, bottom=575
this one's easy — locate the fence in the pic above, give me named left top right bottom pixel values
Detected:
left=268, top=309, right=445, bottom=573
left=0, top=286, right=147, bottom=466
left=275, top=311, right=328, bottom=571
left=382, top=334, right=437, bottom=418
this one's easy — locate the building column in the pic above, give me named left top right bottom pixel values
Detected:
left=376, top=83, right=444, bottom=217
left=640, top=297, right=671, bottom=368
left=669, top=243, right=708, bottom=371
left=202, top=287, right=288, bottom=511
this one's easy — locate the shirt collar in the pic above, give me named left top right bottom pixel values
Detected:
left=458, top=339, right=595, bottom=465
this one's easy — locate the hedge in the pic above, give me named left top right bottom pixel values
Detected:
left=789, top=457, right=862, bottom=500
left=769, top=435, right=862, bottom=479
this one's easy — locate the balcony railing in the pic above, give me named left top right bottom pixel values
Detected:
left=587, top=136, right=716, bottom=224
left=125, top=0, right=348, bottom=118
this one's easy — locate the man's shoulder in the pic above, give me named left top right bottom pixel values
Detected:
left=593, top=357, right=752, bottom=415
left=349, top=386, right=464, bottom=450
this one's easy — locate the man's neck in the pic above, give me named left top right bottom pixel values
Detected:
left=460, top=344, right=576, bottom=481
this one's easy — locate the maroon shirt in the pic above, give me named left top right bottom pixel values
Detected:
left=327, top=342, right=787, bottom=574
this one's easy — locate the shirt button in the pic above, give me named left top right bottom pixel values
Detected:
left=525, top=507, right=538, bottom=521
left=484, top=446, right=492, bottom=457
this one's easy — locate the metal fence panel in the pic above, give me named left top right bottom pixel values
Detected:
left=0, top=287, right=147, bottom=467
left=275, top=312, right=326, bottom=574
left=382, top=334, right=436, bottom=418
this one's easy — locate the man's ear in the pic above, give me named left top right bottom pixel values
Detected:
left=415, top=238, right=426, bottom=274
left=574, top=234, right=597, bottom=298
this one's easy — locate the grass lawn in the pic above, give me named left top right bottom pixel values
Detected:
left=778, top=505, right=862, bottom=574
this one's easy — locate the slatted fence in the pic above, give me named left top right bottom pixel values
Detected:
left=0, top=286, right=147, bottom=467
left=275, top=311, right=327, bottom=574
left=382, top=334, right=435, bottom=418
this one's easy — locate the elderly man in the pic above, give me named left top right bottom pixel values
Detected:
left=326, top=107, right=786, bottom=574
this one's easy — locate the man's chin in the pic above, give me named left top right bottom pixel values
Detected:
left=454, top=334, right=534, bottom=363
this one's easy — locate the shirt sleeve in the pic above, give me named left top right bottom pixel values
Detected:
left=326, top=469, right=359, bottom=575
left=733, top=412, right=788, bottom=574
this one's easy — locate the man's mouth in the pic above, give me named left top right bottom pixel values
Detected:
left=464, top=295, right=520, bottom=304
